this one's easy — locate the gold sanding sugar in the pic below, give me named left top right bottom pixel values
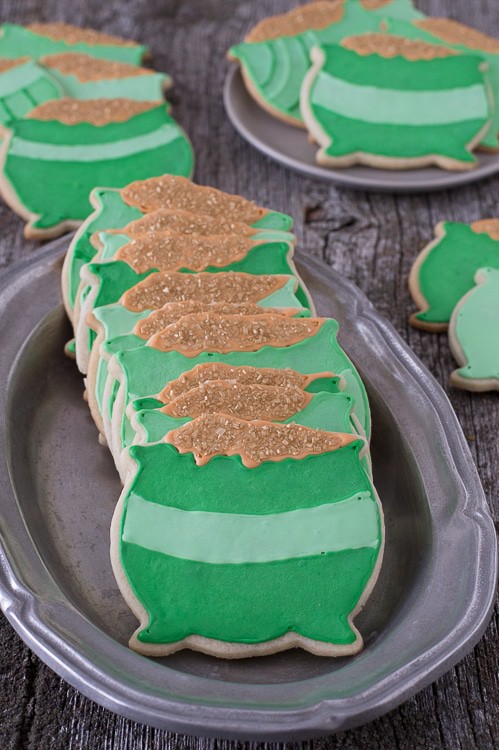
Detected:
left=134, top=301, right=289, bottom=339
left=122, top=208, right=255, bottom=238
left=417, top=18, right=499, bottom=54
left=27, top=22, right=138, bottom=47
left=122, top=271, right=291, bottom=311
left=40, top=53, right=152, bottom=82
left=166, top=413, right=354, bottom=466
left=0, top=57, right=29, bottom=73
left=159, top=363, right=332, bottom=403
left=471, top=219, right=499, bottom=241
left=148, top=312, right=322, bottom=355
left=117, top=234, right=257, bottom=274
left=342, top=33, right=459, bottom=59
left=245, top=1, right=344, bottom=43
left=121, top=175, right=267, bottom=224
left=359, top=0, right=393, bottom=10
left=28, top=98, right=159, bottom=125
left=163, top=381, right=310, bottom=421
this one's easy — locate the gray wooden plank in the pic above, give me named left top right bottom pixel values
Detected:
left=0, top=1, right=497, bottom=748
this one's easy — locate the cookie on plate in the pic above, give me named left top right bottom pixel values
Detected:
left=228, top=0, right=423, bottom=127
left=449, top=267, right=499, bottom=392
left=385, top=17, right=499, bottom=151
left=409, top=220, right=499, bottom=331
left=300, top=34, right=492, bottom=170
left=0, top=98, right=194, bottom=239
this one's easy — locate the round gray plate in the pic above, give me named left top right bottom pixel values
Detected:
left=224, top=66, right=499, bottom=193
left=0, top=239, right=496, bottom=741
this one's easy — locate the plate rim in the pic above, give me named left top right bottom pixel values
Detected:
left=0, top=239, right=496, bottom=741
left=224, top=66, right=499, bottom=194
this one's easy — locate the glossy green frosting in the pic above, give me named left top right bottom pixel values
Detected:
left=387, top=19, right=499, bottom=149
left=2, top=104, right=194, bottom=231
left=229, top=0, right=424, bottom=124
left=451, top=267, right=499, bottom=383
left=412, top=222, right=499, bottom=326
left=304, top=44, right=490, bottom=164
left=119, top=440, right=381, bottom=646
left=0, top=24, right=146, bottom=64
left=0, top=60, right=62, bottom=126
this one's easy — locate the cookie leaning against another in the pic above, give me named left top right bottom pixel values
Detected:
left=409, top=220, right=499, bottom=331
left=449, top=267, right=499, bottom=392
left=228, top=0, right=424, bottom=127
left=300, top=34, right=492, bottom=170
left=0, top=22, right=147, bottom=64
left=0, top=98, right=194, bottom=239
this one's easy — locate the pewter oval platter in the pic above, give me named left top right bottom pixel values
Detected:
left=224, top=66, right=499, bottom=193
left=0, top=238, right=496, bottom=741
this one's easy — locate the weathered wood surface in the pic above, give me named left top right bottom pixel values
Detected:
left=0, top=0, right=497, bottom=747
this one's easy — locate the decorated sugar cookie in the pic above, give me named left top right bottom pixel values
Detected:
left=0, top=99, right=194, bottom=239
left=386, top=18, right=499, bottom=151
left=228, top=0, right=423, bottom=127
left=409, top=220, right=499, bottom=331
left=61, top=177, right=294, bottom=322
left=111, top=414, right=383, bottom=657
left=0, top=58, right=62, bottom=126
left=0, top=23, right=147, bottom=64
left=449, top=268, right=499, bottom=392
left=74, top=233, right=309, bottom=373
left=300, top=34, right=491, bottom=170
left=107, top=315, right=370, bottom=470
left=40, top=53, right=171, bottom=101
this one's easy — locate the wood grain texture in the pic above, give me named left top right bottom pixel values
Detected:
left=0, top=0, right=497, bottom=748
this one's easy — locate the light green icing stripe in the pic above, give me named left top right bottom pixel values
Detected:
left=311, top=71, right=489, bottom=126
left=0, top=61, right=47, bottom=97
left=8, top=123, right=181, bottom=161
left=123, top=491, right=379, bottom=564
left=45, top=69, right=167, bottom=101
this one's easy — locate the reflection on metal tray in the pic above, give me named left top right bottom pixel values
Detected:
left=224, top=66, right=499, bottom=194
left=0, top=237, right=496, bottom=741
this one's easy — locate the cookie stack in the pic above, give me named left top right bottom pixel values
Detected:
left=410, top=220, right=499, bottom=392
left=62, top=174, right=384, bottom=658
left=229, top=0, right=499, bottom=170
left=0, top=22, right=193, bottom=239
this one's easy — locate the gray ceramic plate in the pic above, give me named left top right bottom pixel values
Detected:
left=0, top=238, right=496, bottom=741
left=224, top=66, right=499, bottom=193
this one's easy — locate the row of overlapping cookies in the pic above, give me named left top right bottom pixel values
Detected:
left=0, top=22, right=193, bottom=239
left=229, top=0, right=499, bottom=171
left=62, top=174, right=384, bottom=658
left=409, top=219, right=499, bottom=392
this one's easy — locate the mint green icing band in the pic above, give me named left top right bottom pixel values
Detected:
left=42, top=69, right=168, bottom=101
left=311, top=71, right=488, bottom=126
left=123, top=491, right=379, bottom=564
left=0, top=60, right=62, bottom=125
left=9, top=123, right=182, bottom=161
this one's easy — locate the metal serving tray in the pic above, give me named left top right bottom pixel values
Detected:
left=0, top=238, right=496, bottom=741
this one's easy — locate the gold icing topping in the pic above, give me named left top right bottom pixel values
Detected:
left=116, top=233, right=259, bottom=274
left=359, top=0, right=392, bottom=9
left=159, top=364, right=334, bottom=404
left=120, top=208, right=255, bottom=238
left=148, top=313, right=322, bottom=356
left=244, top=1, right=344, bottom=43
left=27, top=22, right=139, bottom=48
left=28, top=98, right=159, bottom=125
left=163, top=381, right=311, bottom=421
left=121, top=175, right=269, bottom=224
left=40, top=53, right=152, bottom=82
left=471, top=219, right=499, bottom=241
left=166, top=413, right=355, bottom=467
left=122, top=271, right=292, bottom=312
left=134, top=301, right=294, bottom=340
left=342, top=33, right=459, bottom=59
left=416, top=18, right=499, bottom=54
left=0, top=57, right=29, bottom=73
